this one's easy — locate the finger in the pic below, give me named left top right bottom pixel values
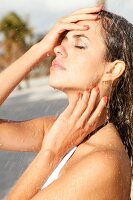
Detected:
left=78, top=87, right=99, bottom=125
left=61, top=14, right=98, bottom=23
left=85, top=96, right=108, bottom=130
left=57, top=22, right=89, bottom=33
left=71, top=6, right=103, bottom=15
left=70, top=90, right=90, bottom=124
left=61, top=93, right=80, bottom=118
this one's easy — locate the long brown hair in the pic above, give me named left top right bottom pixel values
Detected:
left=99, top=10, right=133, bottom=167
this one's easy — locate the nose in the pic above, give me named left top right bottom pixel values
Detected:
left=54, top=45, right=67, bottom=57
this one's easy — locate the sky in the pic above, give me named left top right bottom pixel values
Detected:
left=0, top=0, right=133, bottom=34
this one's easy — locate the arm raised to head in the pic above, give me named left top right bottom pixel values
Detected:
left=0, top=6, right=102, bottom=106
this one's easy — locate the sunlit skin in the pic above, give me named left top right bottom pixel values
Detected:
left=49, top=20, right=111, bottom=142
left=48, top=19, right=127, bottom=151
left=49, top=20, right=110, bottom=103
left=49, top=21, right=105, bottom=89
left=0, top=6, right=131, bottom=200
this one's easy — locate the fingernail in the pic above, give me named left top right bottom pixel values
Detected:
left=104, top=96, right=108, bottom=103
left=77, top=92, right=81, bottom=97
left=83, top=25, right=89, bottom=29
left=86, top=88, right=91, bottom=93
left=95, top=86, right=99, bottom=92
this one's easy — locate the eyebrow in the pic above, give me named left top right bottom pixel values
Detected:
left=72, top=34, right=89, bottom=41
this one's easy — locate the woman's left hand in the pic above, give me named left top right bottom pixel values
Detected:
left=41, top=87, right=108, bottom=158
left=39, top=5, right=103, bottom=56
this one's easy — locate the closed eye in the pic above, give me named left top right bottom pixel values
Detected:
left=74, top=40, right=87, bottom=49
left=74, top=45, right=86, bottom=49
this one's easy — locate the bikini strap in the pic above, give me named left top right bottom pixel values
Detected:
left=81, top=120, right=109, bottom=144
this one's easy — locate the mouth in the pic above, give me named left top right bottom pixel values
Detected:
left=51, top=59, right=66, bottom=70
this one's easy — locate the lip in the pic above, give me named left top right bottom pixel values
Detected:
left=51, top=59, right=66, bottom=70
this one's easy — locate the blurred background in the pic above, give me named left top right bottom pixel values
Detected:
left=0, top=0, right=132, bottom=199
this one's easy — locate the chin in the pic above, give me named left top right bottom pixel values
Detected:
left=48, top=74, right=89, bottom=91
left=49, top=81, right=83, bottom=93
left=48, top=76, right=66, bottom=91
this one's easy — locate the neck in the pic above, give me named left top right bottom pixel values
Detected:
left=64, top=88, right=109, bottom=131
left=62, top=84, right=112, bottom=146
left=65, top=89, right=81, bottom=104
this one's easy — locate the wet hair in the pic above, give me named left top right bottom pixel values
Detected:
left=99, top=10, right=133, bottom=166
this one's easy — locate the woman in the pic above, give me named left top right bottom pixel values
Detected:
left=0, top=5, right=132, bottom=200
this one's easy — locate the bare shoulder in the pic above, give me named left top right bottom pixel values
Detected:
left=69, top=148, right=124, bottom=180
left=58, top=144, right=131, bottom=200
left=33, top=147, right=131, bottom=200
left=95, top=149, right=131, bottom=197
left=71, top=147, right=132, bottom=200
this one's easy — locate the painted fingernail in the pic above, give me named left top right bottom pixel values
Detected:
left=77, top=92, right=80, bottom=97
left=86, top=88, right=91, bottom=94
left=95, top=86, right=99, bottom=92
left=104, top=96, right=108, bottom=103
left=77, top=92, right=82, bottom=98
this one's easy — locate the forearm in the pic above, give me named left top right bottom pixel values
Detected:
left=6, top=149, right=61, bottom=200
left=0, top=118, right=45, bottom=152
left=0, top=42, right=48, bottom=105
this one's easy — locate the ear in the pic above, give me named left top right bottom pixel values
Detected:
left=102, top=60, right=126, bottom=82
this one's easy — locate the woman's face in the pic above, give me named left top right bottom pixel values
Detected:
left=49, top=20, right=107, bottom=91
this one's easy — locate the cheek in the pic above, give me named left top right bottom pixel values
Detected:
left=68, top=56, right=104, bottom=87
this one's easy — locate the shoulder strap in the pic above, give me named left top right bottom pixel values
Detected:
left=41, top=146, right=77, bottom=189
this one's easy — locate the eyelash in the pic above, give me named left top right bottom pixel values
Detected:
left=74, top=46, right=86, bottom=49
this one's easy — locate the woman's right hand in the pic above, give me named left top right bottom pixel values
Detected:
left=41, top=87, right=108, bottom=158
left=39, top=5, right=103, bottom=55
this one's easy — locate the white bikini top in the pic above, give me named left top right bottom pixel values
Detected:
left=41, top=146, right=77, bottom=190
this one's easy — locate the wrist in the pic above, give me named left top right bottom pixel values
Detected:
left=27, top=42, right=50, bottom=67
left=37, top=40, right=51, bottom=54
left=40, top=145, right=65, bottom=161
left=40, top=148, right=64, bottom=167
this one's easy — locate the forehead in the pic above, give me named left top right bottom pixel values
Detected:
left=67, top=20, right=103, bottom=42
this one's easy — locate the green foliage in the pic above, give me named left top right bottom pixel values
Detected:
left=0, top=12, right=32, bottom=42
left=0, top=12, right=33, bottom=69
left=0, top=11, right=52, bottom=77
